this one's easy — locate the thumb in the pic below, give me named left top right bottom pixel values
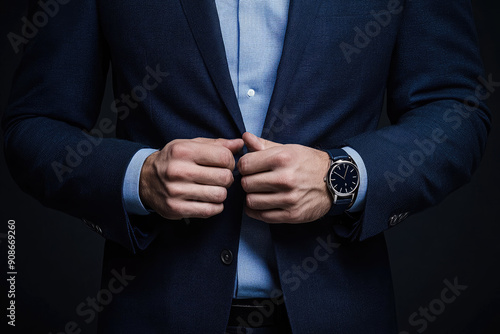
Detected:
left=242, top=132, right=281, bottom=152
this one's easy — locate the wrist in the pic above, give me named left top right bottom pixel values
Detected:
left=139, top=151, right=160, bottom=212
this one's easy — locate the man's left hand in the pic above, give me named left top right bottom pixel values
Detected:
left=238, top=132, right=332, bottom=224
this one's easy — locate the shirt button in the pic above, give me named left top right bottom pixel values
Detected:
left=220, top=249, right=233, bottom=265
left=247, top=89, right=255, bottom=97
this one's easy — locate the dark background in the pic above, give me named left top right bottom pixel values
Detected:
left=1, top=1, right=499, bottom=333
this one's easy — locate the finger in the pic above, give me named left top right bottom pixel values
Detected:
left=238, top=147, right=291, bottom=175
left=242, top=132, right=281, bottom=152
left=167, top=200, right=224, bottom=219
left=238, top=150, right=273, bottom=175
left=190, top=143, right=237, bottom=170
left=167, top=183, right=228, bottom=203
left=193, top=137, right=245, bottom=154
left=241, top=171, right=293, bottom=192
left=220, top=138, right=245, bottom=154
left=245, top=192, right=297, bottom=210
left=166, top=162, right=234, bottom=187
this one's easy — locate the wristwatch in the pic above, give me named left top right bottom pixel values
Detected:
left=324, top=149, right=360, bottom=216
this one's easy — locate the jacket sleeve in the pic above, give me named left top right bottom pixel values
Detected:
left=2, top=0, right=152, bottom=253
left=337, top=0, right=492, bottom=241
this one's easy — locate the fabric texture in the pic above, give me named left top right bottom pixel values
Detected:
left=2, top=0, right=491, bottom=333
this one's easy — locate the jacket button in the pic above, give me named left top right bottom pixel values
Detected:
left=221, top=249, right=233, bottom=265
left=389, top=215, right=399, bottom=226
left=95, top=225, right=103, bottom=234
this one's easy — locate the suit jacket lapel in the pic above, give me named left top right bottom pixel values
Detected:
left=262, top=0, right=324, bottom=140
left=179, top=0, right=246, bottom=135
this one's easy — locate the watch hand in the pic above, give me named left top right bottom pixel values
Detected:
left=343, top=168, right=348, bottom=179
left=333, top=171, right=344, bottom=179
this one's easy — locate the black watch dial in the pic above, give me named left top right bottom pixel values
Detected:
left=328, top=162, right=359, bottom=195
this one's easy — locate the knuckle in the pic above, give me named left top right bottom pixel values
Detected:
left=273, top=151, right=292, bottom=167
left=214, top=187, right=227, bottom=203
left=214, top=138, right=225, bottom=145
left=241, top=177, right=249, bottom=191
left=277, top=171, right=295, bottom=188
left=164, top=198, right=177, bottom=213
left=151, top=159, right=163, bottom=177
left=260, top=212, right=273, bottom=223
left=165, top=163, right=181, bottom=180
left=287, top=209, right=301, bottom=222
left=214, top=205, right=224, bottom=216
left=245, top=195, right=254, bottom=209
left=182, top=168, right=196, bottom=181
left=246, top=207, right=259, bottom=220
left=169, top=142, right=191, bottom=159
left=220, top=150, right=233, bottom=169
left=165, top=183, right=181, bottom=198
left=221, top=170, right=233, bottom=186
left=238, top=157, right=248, bottom=175
left=199, top=207, right=211, bottom=218
left=201, top=205, right=220, bottom=218
left=284, top=192, right=299, bottom=206
left=162, top=139, right=178, bottom=151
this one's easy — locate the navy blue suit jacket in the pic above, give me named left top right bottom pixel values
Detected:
left=3, top=0, right=491, bottom=333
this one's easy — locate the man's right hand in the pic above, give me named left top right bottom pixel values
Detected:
left=139, top=138, right=244, bottom=220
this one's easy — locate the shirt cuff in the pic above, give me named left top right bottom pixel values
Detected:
left=342, top=146, right=367, bottom=213
left=123, top=148, right=158, bottom=215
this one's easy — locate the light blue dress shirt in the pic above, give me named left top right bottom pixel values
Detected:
left=123, top=0, right=367, bottom=298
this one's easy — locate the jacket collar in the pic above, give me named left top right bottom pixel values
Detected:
left=179, top=0, right=324, bottom=138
